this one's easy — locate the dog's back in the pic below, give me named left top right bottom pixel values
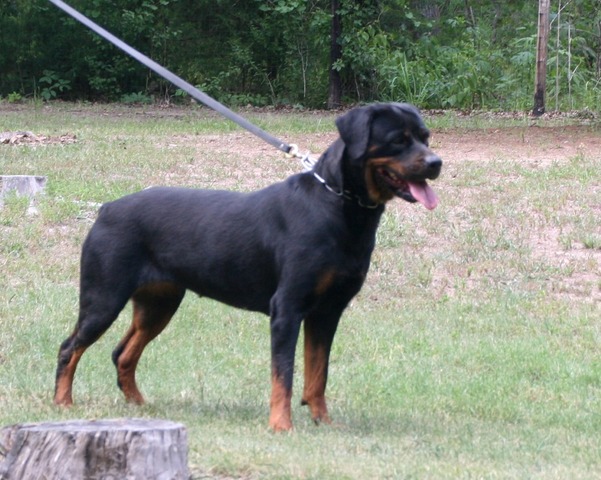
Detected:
left=86, top=185, right=291, bottom=313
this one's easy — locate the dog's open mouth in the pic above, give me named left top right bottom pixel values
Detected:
left=377, top=167, right=439, bottom=210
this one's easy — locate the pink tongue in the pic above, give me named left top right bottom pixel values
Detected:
left=408, top=181, right=439, bottom=210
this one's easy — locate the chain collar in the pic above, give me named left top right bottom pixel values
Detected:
left=311, top=171, right=380, bottom=209
left=291, top=146, right=380, bottom=209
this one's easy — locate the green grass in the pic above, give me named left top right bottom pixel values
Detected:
left=0, top=103, right=600, bottom=479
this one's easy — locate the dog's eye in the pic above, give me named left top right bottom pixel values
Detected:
left=392, top=132, right=411, bottom=145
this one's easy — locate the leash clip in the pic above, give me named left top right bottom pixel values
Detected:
left=300, top=152, right=317, bottom=171
left=286, top=143, right=318, bottom=171
left=285, top=143, right=299, bottom=158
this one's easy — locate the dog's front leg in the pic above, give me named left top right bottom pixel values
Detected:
left=301, top=309, right=342, bottom=425
left=268, top=297, right=303, bottom=432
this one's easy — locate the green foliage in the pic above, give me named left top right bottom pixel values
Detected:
left=38, top=70, right=72, bottom=101
left=6, top=92, right=23, bottom=103
left=0, top=0, right=600, bottom=110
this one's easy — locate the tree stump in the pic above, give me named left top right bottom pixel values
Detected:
left=0, top=175, right=47, bottom=214
left=0, top=418, right=189, bottom=480
left=0, top=175, right=47, bottom=198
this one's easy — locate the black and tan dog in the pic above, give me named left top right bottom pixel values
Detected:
left=54, top=103, right=442, bottom=431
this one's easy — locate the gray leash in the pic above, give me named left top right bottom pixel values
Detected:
left=48, top=0, right=314, bottom=164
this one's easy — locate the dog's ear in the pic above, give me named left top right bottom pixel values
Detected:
left=335, top=106, right=374, bottom=161
left=336, top=103, right=423, bottom=160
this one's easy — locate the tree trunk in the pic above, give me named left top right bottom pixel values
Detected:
left=327, top=0, right=342, bottom=109
left=533, top=0, right=551, bottom=116
left=597, top=21, right=601, bottom=79
left=0, top=419, right=189, bottom=480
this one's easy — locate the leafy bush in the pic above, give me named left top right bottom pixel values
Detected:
left=0, top=0, right=599, bottom=110
left=38, top=70, right=72, bottom=101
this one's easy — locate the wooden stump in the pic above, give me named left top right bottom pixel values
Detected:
left=0, top=418, right=189, bottom=480
left=0, top=175, right=47, bottom=214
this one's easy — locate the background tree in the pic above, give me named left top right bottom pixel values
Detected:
left=0, top=0, right=599, bottom=111
left=534, top=0, right=551, bottom=116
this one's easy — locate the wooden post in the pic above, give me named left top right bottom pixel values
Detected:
left=533, top=0, right=551, bottom=116
left=0, top=419, right=189, bottom=480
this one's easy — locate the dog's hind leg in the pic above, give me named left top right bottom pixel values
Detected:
left=54, top=294, right=129, bottom=406
left=54, top=339, right=87, bottom=406
left=301, top=307, right=343, bottom=425
left=111, top=282, right=185, bottom=404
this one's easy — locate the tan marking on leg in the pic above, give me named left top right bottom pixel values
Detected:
left=115, top=305, right=149, bottom=404
left=114, top=283, right=183, bottom=404
left=54, top=346, right=86, bottom=406
left=116, top=329, right=148, bottom=404
left=302, top=334, right=331, bottom=424
left=269, top=372, right=293, bottom=432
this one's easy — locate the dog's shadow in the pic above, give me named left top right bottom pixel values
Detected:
left=127, top=396, right=416, bottom=436
left=131, top=396, right=269, bottom=426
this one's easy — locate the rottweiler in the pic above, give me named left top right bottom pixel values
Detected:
left=54, top=103, right=442, bottom=431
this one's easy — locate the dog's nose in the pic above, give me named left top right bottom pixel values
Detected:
left=425, top=154, right=442, bottom=179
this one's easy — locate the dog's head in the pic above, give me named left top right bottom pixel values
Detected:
left=336, top=103, right=441, bottom=209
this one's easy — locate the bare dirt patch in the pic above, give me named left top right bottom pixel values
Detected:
left=165, top=122, right=600, bottom=170
left=433, top=125, right=601, bottom=166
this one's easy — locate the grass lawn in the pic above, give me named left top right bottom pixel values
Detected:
left=0, top=103, right=600, bottom=479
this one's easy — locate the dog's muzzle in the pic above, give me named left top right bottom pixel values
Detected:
left=398, top=153, right=442, bottom=210
left=424, top=153, right=442, bottom=180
